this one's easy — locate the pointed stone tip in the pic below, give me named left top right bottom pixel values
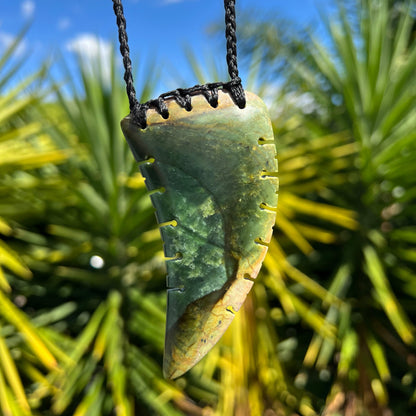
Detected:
left=162, top=323, right=211, bottom=380
left=163, top=354, right=188, bottom=380
left=162, top=275, right=261, bottom=379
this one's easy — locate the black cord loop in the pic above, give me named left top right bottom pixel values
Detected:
left=112, top=0, right=246, bottom=128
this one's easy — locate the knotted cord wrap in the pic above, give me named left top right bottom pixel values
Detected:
left=112, top=0, right=246, bottom=129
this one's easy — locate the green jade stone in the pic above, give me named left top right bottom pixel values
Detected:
left=121, top=90, right=278, bottom=379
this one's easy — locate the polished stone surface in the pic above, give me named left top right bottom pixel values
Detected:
left=121, top=90, right=278, bottom=379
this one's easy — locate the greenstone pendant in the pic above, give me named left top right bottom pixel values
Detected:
left=121, top=90, right=278, bottom=379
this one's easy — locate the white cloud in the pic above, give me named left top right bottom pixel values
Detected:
left=66, top=34, right=113, bottom=80
left=66, top=34, right=111, bottom=60
left=0, top=32, right=27, bottom=56
left=21, top=0, right=35, bottom=19
left=58, top=18, right=71, bottom=31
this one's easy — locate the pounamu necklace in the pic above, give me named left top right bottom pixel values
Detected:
left=112, top=0, right=278, bottom=379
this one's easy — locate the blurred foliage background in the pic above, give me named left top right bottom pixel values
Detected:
left=1, top=0, right=415, bottom=415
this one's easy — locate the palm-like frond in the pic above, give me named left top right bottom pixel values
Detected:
left=0, top=30, right=71, bottom=415
left=238, top=1, right=416, bottom=414
left=180, top=31, right=361, bottom=416
left=2, top=2, right=416, bottom=414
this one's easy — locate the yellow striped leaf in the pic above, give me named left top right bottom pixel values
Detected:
left=0, top=368, right=13, bottom=416
left=0, top=241, right=32, bottom=279
left=68, top=302, right=107, bottom=365
left=73, top=375, right=105, bottom=416
left=0, top=291, right=56, bottom=370
left=0, top=218, right=12, bottom=235
left=0, top=266, right=11, bottom=292
left=337, top=329, right=358, bottom=377
left=0, top=334, right=30, bottom=413
left=364, top=245, right=415, bottom=344
left=367, top=333, right=391, bottom=382
left=276, top=212, right=314, bottom=254
left=281, top=194, right=358, bottom=229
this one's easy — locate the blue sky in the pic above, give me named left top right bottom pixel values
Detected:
left=0, top=0, right=336, bottom=95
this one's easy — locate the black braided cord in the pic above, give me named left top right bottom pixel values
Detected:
left=224, top=0, right=245, bottom=108
left=112, top=0, right=246, bottom=128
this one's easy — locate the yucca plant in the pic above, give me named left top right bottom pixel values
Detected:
left=171, top=43, right=362, bottom=415
left=237, top=0, right=416, bottom=414
left=2, top=1, right=415, bottom=415
left=0, top=29, right=74, bottom=415
left=1, top=42, right=356, bottom=416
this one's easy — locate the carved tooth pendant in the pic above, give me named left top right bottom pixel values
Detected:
left=121, top=90, right=278, bottom=379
